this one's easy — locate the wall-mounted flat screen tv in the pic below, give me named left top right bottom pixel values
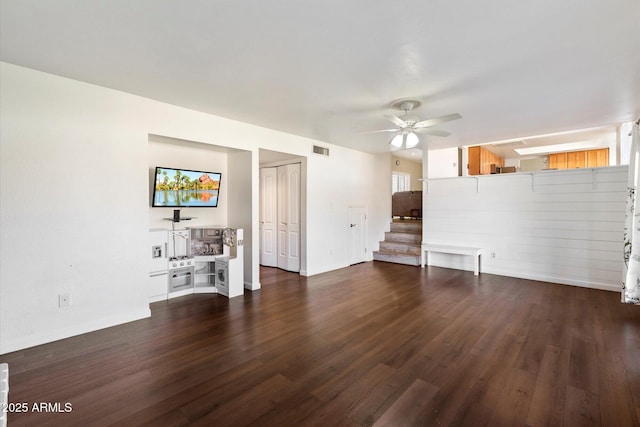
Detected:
left=152, top=166, right=221, bottom=207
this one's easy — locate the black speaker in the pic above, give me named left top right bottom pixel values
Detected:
left=173, top=209, right=180, bottom=222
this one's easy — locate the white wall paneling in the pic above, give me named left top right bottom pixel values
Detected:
left=422, top=166, right=627, bottom=291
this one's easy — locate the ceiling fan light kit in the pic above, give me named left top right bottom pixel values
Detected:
left=390, top=131, right=419, bottom=149
left=390, top=134, right=404, bottom=148
left=368, top=97, right=462, bottom=151
left=406, top=132, right=419, bottom=148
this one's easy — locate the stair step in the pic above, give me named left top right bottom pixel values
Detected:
left=373, top=251, right=421, bottom=266
left=390, top=222, right=422, bottom=233
left=385, top=232, right=421, bottom=244
left=374, top=219, right=423, bottom=267
left=379, top=241, right=421, bottom=255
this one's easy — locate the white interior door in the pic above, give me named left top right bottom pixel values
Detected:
left=285, top=163, right=300, bottom=271
left=259, top=167, right=277, bottom=267
left=349, top=206, right=367, bottom=265
left=277, top=163, right=301, bottom=272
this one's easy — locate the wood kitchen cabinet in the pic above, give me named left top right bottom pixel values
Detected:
left=587, top=148, right=609, bottom=167
left=468, top=146, right=504, bottom=175
left=548, top=148, right=608, bottom=170
left=548, top=152, right=567, bottom=169
left=567, top=151, right=587, bottom=169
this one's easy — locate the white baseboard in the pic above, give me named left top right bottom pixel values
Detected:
left=0, top=308, right=151, bottom=355
left=244, top=280, right=260, bottom=291
left=150, top=294, right=167, bottom=303
left=425, top=253, right=621, bottom=293
left=482, top=267, right=620, bottom=293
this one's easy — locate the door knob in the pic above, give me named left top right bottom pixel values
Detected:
left=350, top=224, right=356, bottom=227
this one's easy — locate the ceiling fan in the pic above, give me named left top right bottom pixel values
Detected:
left=366, top=98, right=462, bottom=150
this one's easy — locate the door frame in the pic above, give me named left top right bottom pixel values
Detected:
left=348, top=205, right=367, bottom=265
left=258, top=154, right=307, bottom=275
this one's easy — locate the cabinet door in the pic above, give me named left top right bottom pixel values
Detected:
left=567, top=151, right=587, bottom=169
left=468, top=146, right=481, bottom=175
left=549, top=153, right=567, bottom=169
left=597, top=148, right=609, bottom=166
left=587, top=148, right=609, bottom=167
left=483, top=149, right=491, bottom=174
left=547, top=154, right=556, bottom=169
left=481, top=148, right=491, bottom=175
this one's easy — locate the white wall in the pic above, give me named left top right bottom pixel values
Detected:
left=0, top=62, right=390, bottom=353
left=427, top=147, right=459, bottom=178
left=306, top=147, right=391, bottom=273
left=226, top=150, right=255, bottom=288
left=423, top=167, right=626, bottom=291
left=1, top=63, right=152, bottom=353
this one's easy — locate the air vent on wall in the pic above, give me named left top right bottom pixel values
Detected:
left=312, top=145, right=330, bottom=156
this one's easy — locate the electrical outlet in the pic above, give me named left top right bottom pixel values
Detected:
left=58, top=293, right=71, bottom=307
left=491, top=252, right=496, bottom=259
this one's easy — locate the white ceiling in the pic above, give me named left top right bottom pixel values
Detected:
left=1, top=1, right=639, bottom=157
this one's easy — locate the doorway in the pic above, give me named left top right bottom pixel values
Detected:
left=260, top=162, right=301, bottom=273
left=348, top=205, right=367, bottom=265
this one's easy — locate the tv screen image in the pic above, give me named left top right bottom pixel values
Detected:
left=152, top=167, right=221, bottom=207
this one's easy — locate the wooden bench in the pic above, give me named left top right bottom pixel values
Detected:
left=420, top=244, right=482, bottom=275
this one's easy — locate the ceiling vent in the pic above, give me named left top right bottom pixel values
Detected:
left=312, top=145, right=330, bottom=156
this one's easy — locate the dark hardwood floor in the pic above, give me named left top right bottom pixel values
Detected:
left=2, top=262, right=639, bottom=426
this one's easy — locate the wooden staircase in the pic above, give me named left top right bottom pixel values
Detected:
left=373, top=219, right=422, bottom=266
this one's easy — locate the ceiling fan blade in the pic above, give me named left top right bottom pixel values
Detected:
left=414, top=113, right=462, bottom=129
left=415, top=128, right=451, bottom=137
left=385, top=114, right=408, bottom=128
left=359, top=128, right=399, bottom=135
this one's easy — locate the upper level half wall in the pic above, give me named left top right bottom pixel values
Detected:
left=422, top=166, right=627, bottom=291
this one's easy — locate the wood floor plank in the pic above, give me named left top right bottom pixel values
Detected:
left=346, top=359, right=426, bottom=426
left=526, top=344, right=571, bottom=426
left=569, top=336, right=600, bottom=394
left=467, top=333, right=527, bottom=411
left=307, top=362, right=396, bottom=425
left=565, top=384, right=602, bottom=426
left=597, top=354, right=640, bottom=427
left=487, top=367, right=537, bottom=426
left=0, top=262, right=638, bottom=426
left=416, top=349, right=503, bottom=426
left=372, top=378, right=438, bottom=427
left=189, top=374, right=292, bottom=426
